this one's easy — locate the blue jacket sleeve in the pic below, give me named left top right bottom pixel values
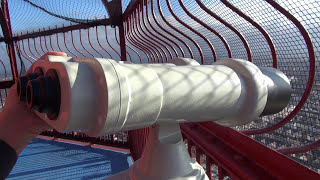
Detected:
left=0, top=140, right=17, bottom=180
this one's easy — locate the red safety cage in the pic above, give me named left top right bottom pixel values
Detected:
left=0, top=0, right=319, bottom=179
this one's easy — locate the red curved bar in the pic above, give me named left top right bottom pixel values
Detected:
left=131, top=12, right=158, bottom=62
left=38, top=36, right=45, bottom=55
left=15, top=38, right=33, bottom=65
left=55, top=25, right=64, bottom=53
left=142, top=1, right=173, bottom=61
left=166, top=0, right=209, bottom=64
left=95, top=26, right=113, bottom=59
left=276, top=139, right=320, bottom=155
left=135, top=7, right=164, bottom=63
left=127, top=14, right=154, bottom=63
left=131, top=7, right=161, bottom=63
left=87, top=28, right=103, bottom=58
left=114, top=26, right=132, bottom=62
left=43, top=28, right=50, bottom=52
left=178, top=0, right=231, bottom=60
left=126, top=21, right=152, bottom=63
left=120, top=23, right=143, bottom=63
left=157, top=0, right=194, bottom=59
left=62, top=24, right=77, bottom=57
left=220, top=0, right=277, bottom=68
left=32, top=30, right=42, bottom=57
left=20, top=33, right=36, bottom=61
left=145, top=1, right=178, bottom=59
left=105, top=25, right=121, bottom=60
left=26, top=31, right=39, bottom=59
left=195, top=0, right=252, bottom=62
left=15, top=40, right=33, bottom=65
left=48, top=27, right=56, bottom=52
left=205, top=155, right=212, bottom=179
left=139, top=2, right=170, bottom=63
left=38, top=29, right=46, bottom=55
left=241, top=0, right=315, bottom=135
left=70, top=29, right=85, bottom=56
left=142, top=0, right=175, bottom=61
left=151, top=0, right=185, bottom=57
left=14, top=43, right=26, bottom=75
left=79, top=29, right=94, bottom=57
left=125, top=19, right=150, bottom=63
left=145, top=0, right=179, bottom=58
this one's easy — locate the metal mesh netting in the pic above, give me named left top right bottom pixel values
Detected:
left=0, top=0, right=318, bottom=173
left=229, top=0, right=320, bottom=171
left=124, top=0, right=319, bottom=171
left=8, top=0, right=109, bottom=35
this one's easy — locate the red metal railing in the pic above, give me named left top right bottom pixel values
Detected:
left=0, top=0, right=319, bottom=178
left=181, top=122, right=319, bottom=180
left=122, top=0, right=320, bottom=176
left=41, top=130, right=129, bottom=148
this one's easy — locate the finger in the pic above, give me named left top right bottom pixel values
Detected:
left=7, top=83, right=17, bottom=97
left=3, top=83, right=19, bottom=107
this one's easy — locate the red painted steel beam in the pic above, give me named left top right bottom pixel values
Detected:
left=181, top=122, right=320, bottom=179
left=101, top=0, right=127, bottom=61
left=5, top=19, right=110, bottom=42
left=182, top=123, right=274, bottom=179
left=115, top=26, right=132, bottom=62
left=123, top=0, right=141, bottom=19
left=0, top=80, right=14, bottom=89
left=0, top=0, right=19, bottom=81
left=120, top=24, right=142, bottom=63
left=119, top=24, right=128, bottom=61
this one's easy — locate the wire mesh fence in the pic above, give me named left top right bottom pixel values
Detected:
left=0, top=0, right=319, bottom=174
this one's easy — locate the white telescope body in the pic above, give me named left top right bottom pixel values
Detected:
left=19, top=56, right=291, bottom=180
left=20, top=56, right=291, bottom=136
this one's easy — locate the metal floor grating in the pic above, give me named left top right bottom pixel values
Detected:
left=7, top=138, right=133, bottom=180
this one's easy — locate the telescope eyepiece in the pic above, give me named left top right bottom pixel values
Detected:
left=17, top=67, right=44, bottom=101
left=25, top=69, right=60, bottom=120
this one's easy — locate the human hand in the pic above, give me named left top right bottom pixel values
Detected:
left=0, top=51, right=67, bottom=154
